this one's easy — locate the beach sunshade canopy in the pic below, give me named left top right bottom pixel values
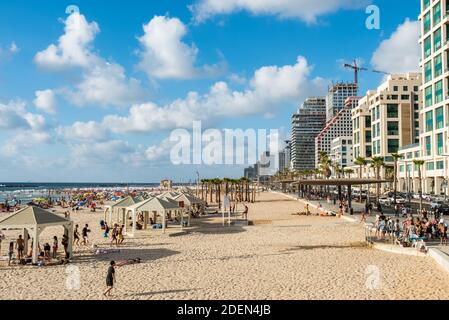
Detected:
left=127, top=197, right=178, bottom=212
left=157, top=195, right=181, bottom=208
left=174, top=193, right=203, bottom=206
left=0, top=206, right=74, bottom=264
left=159, top=191, right=181, bottom=199
left=110, top=196, right=140, bottom=209
left=0, top=206, right=71, bottom=228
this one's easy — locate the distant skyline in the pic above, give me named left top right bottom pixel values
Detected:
left=0, top=0, right=420, bottom=182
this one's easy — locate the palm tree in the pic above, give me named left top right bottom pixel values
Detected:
left=354, top=157, right=368, bottom=202
left=413, top=160, right=425, bottom=213
left=319, top=152, right=332, bottom=178
left=331, top=162, right=342, bottom=178
left=371, top=156, right=385, bottom=204
left=344, top=168, right=354, bottom=178
left=391, top=153, right=404, bottom=206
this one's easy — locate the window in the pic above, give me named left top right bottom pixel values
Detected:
left=387, top=104, right=398, bottom=118
left=425, top=61, right=432, bottom=82
left=424, top=11, right=431, bottom=34
left=434, top=2, right=441, bottom=26
left=423, top=0, right=430, bottom=10
left=426, top=162, right=435, bottom=171
left=403, top=86, right=408, bottom=91
left=435, top=80, right=443, bottom=103
left=425, top=86, right=433, bottom=107
left=365, top=116, right=371, bottom=127
left=434, top=28, right=442, bottom=51
left=366, top=146, right=372, bottom=157
left=401, top=95, right=410, bottom=100
left=436, top=106, right=444, bottom=129
left=425, top=136, right=432, bottom=156
left=387, top=121, right=399, bottom=135
left=434, top=54, right=442, bottom=77
left=400, top=165, right=405, bottom=173
left=424, top=36, right=432, bottom=58
left=376, top=106, right=380, bottom=119
left=414, top=86, right=419, bottom=91
left=437, top=133, right=444, bottom=155
left=426, top=111, right=434, bottom=131
left=436, top=161, right=444, bottom=170
left=365, top=131, right=372, bottom=143
left=393, top=86, right=398, bottom=91
left=388, top=139, right=399, bottom=153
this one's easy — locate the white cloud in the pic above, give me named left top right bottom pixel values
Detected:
left=190, top=0, right=369, bottom=24
left=57, top=121, right=110, bottom=142
left=68, top=140, right=139, bottom=166
left=65, top=62, right=146, bottom=107
left=35, top=12, right=146, bottom=108
left=371, top=19, right=420, bottom=74
left=35, top=12, right=99, bottom=69
left=34, top=89, right=57, bottom=114
left=138, top=16, right=222, bottom=79
left=104, top=56, right=326, bottom=133
left=9, top=42, right=19, bottom=54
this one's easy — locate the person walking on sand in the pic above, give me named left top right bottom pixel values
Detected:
left=15, top=235, right=25, bottom=260
left=73, top=224, right=80, bottom=246
left=81, top=224, right=91, bottom=246
left=111, top=225, right=118, bottom=246
left=103, top=261, right=116, bottom=297
left=242, top=205, right=249, bottom=220
left=118, top=225, right=125, bottom=245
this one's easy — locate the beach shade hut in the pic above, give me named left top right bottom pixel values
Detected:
left=0, top=206, right=73, bottom=264
left=159, top=191, right=181, bottom=199
left=124, top=197, right=180, bottom=237
left=103, top=196, right=143, bottom=225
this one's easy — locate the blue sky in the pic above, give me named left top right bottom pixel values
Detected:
left=0, top=0, right=421, bottom=182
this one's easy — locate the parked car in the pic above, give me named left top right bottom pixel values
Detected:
left=378, top=197, right=391, bottom=206
left=422, top=194, right=433, bottom=201
left=391, top=197, right=406, bottom=205
left=431, top=200, right=447, bottom=210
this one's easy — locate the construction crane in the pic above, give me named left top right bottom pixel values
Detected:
left=343, top=60, right=389, bottom=84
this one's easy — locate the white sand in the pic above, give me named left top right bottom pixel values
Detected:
left=1, top=192, right=449, bottom=300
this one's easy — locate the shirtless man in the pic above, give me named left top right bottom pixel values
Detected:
left=16, top=235, right=25, bottom=260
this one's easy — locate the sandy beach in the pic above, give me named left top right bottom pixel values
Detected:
left=1, top=191, right=449, bottom=300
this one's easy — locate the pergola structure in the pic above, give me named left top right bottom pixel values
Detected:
left=124, top=197, right=180, bottom=237
left=288, top=178, right=392, bottom=212
left=0, top=206, right=73, bottom=264
left=104, top=196, right=143, bottom=225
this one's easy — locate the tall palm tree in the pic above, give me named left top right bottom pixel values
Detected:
left=371, top=156, right=385, bottom=204
left=354, top=157, right=368, bottom=202
left=391, top=153, right=404, bottom=206
left=413, top=160, right=425, bottom=213
left=319, top=151, right=332, bottom=178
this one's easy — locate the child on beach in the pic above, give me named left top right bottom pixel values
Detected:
left=103, top=261, right=116, bottom=297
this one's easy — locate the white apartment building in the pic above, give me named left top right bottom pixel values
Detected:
left=315, top=97, right=360, bottom=167
left=330, top=136, right=354, bottom=172
left=416, top=0, right=449, bottom=195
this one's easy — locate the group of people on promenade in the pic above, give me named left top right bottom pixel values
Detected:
left=374, top=212, right=448, bottom=246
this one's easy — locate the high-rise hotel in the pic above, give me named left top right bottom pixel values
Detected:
left=414, top=0, right=449, bottom=194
